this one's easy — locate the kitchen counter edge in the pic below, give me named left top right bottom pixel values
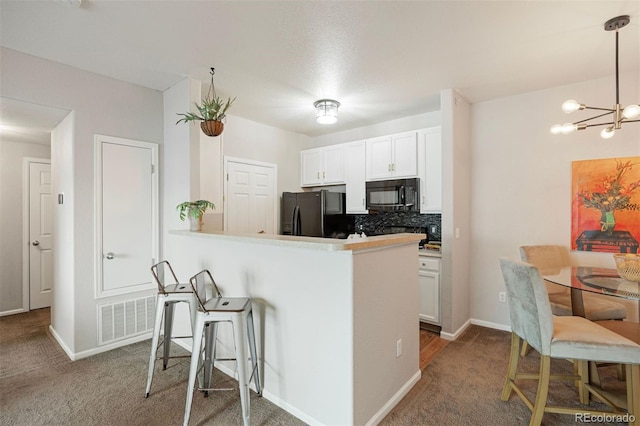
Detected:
left=169, top=230, right=425, bottom=252
left=418, top=250, right=442, bottom=258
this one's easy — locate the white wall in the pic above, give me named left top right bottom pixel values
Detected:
left=470, top=71, right=640, bottom=328
left=440, top=89, right=472, bottom=337
left=1, top=47, right=163, bottom=354
left=0, top=139, right=51, bottom=313
left=309, top=111, right=441, bottom=147
left=50, top=112, right=75, bottom=347
left=223, top=114, right=309, bottom=195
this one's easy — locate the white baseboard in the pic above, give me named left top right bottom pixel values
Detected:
left=260, top=388, right=324, bottom=426
left=74, top=332, right=153, bottom=360
left=365, top=369, right=422, bottom=426
left=0, top=308, right=28, bottom=317
left=471, top=318, right=511, bottom=332
left=440, top=318, right=511, bottom=341
left=49, top=325, right=74, bottom=360
left=49, top=325, right=153, bottom=361
left=440, top=319, right=471, bottom=341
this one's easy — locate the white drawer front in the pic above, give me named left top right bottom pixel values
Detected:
left=418, top=257, right=440, bottom=272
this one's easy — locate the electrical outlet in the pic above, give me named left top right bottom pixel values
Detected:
left=498, top=291, right=506, bottom=303
left=429, top=224, right=438, bottom=235
left=396, top=339, right=402, bottom=358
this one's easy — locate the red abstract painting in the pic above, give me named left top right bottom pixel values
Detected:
left=571, top=157, right=640, bottom=253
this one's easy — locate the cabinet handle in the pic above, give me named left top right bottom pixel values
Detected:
left=362, top=198, right=365, bottom=206
left=317, top=172, right=320, bottom=179
left=422, top=196, right=425, bottom=204
left=323, top=171, right=326, bottom=178
left=392, top=163, right=396, bottom=171
left=388, top=164, right=391, bottom=172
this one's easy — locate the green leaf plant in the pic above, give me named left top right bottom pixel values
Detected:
left=176, top=200, right=216, bottom=221
left=176, top=95, right=236, bottom=124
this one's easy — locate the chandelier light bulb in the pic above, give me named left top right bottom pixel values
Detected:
left=561, top=100, right=583, bottom=113
left=561, top=123, right=577, bottom=134
left=622, top=104, right=640, bottom=120
left=549, top=16, right=638, bottom=137
left=600, top=127, right=615, bottom=139
left=550, top=124, right=563, bottom=135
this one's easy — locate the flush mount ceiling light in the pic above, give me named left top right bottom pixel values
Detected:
left=550, top=15, right=640, bottom=139
left=314, top=99, right=340, bottom=124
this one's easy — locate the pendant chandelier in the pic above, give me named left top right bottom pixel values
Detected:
left=314, top=99, right=340, bottom=124
left=550, top=15, right=640, bottom=139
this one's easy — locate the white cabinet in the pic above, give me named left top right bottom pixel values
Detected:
left=343, top=140, right=367, bottom=214
left=418, top=255, right=440, bottom=325
left=301, top=145, right=344, bottom=186
left=366, top=131, right=418, bottom=181
left=417, top=127, right=442, bottom=213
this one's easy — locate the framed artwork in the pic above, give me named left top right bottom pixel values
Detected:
left=571, top=156, right=640, bottom=253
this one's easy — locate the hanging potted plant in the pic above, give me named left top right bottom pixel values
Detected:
left=176, top=68, right=235, bottom=137
left=177, top=200, right=216, bottom=232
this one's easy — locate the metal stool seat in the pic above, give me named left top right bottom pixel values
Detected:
left=145, top=260, right=197, bottom=398
left=183, top=269, right=261, bottom=426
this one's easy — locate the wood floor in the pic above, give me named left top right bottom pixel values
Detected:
left=419, top=328, right=449, bottom=370
left=2, top=308, right=449, bottom=370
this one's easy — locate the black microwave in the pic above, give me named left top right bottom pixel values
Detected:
left=366, top=178, right=420, bottom=211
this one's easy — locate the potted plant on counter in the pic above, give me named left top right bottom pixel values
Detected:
left=177, top=200, right=216, bottom=232
left=176, top=67, right=235, bottom=137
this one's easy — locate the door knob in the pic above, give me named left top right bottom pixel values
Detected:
left=32, top=240, right=40, bottom=246
left=105, top=252, right=115, bottom=260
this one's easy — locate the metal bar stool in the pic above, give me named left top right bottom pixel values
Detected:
left=145, top=260, right=197, bottom=398
left=183, top=269, right=261, bottom=426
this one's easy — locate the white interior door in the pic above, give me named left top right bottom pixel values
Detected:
left=96, top=135, right=158, bottom=298
left=224, top=158, right=277, bottom=234
left=29, top=161, right=52, bottom=309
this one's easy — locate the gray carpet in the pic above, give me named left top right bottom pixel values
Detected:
left=0, top=311, right=631, bottom=426
left=0, top=311, right=304, bottom=426
left=382, top=325, right=629, bottom=426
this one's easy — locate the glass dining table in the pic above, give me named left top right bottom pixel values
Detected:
left=542, top=266, right=640, bottom=317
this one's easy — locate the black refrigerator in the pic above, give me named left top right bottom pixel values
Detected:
left=281, top=191, right=354, bottom=238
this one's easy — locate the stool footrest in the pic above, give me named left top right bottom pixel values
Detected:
left=198, top=386, right=237, bottom=392
left=154, top=355, right=191, bottom=361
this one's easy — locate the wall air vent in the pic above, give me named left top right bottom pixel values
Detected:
left=98, top=296, right=155, bottom=345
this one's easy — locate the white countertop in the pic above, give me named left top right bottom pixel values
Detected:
left=170, top=229, right=425, bottom=251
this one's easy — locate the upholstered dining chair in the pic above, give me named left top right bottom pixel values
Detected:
left=519, top=245, right=627, bottom=321
left=499, top=259, right=639, bottom=426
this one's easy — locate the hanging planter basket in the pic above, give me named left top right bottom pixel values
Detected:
left=201, top=120, right=224, bottom=137
left=175, top=67, right=235, bottom=138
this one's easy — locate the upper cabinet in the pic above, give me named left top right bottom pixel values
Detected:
left=343, top=140, right=367, bottom=214
left=301, top=145, right=344, bottom=187
left=365, top=131, right=418, bottom=181
left=418, top=127, right=442, bottom=213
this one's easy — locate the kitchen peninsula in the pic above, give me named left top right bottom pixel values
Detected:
left=166, top=230, right=424, bottom=425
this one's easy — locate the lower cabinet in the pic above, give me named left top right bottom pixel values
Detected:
left=418, top=255, right=441, bottom=325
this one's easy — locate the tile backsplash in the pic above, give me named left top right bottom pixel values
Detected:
left=353, top=211, right=441, bottom=241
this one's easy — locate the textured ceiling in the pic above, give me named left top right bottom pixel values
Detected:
left=1, top=1, right=639, bottom=139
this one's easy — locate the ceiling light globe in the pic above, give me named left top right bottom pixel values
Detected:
left=550, top=124, right=563, bottom=135
left=314, top=99, right=340, bottom=125
left=561, top=100, right=582, bottom=113
left=600, top=127, right=615, bottom=139
left=622, top=104, right=640, bottom=119
left=316, top=115, right=338, bottom=125
left=561, top=123, right=577, bottom=134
